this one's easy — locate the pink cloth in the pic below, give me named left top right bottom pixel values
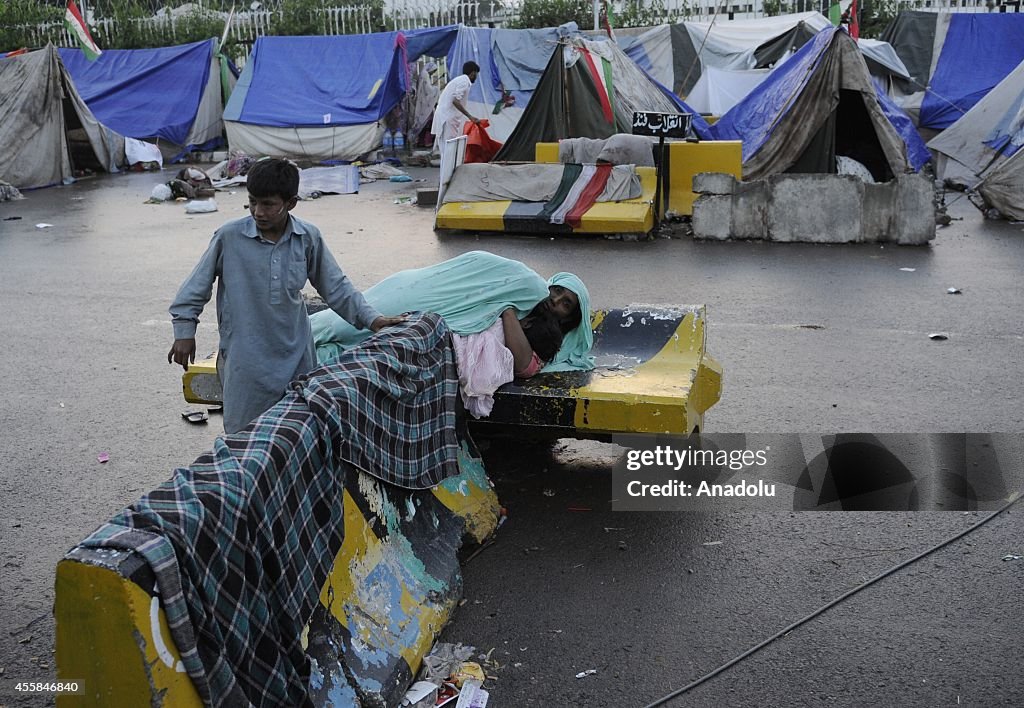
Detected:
left=451, top=320, right=515, bottom=418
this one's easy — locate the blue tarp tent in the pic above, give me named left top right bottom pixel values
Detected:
left=919, top=15, right=1024, bottom=130
left=59, top=39, right=224, bottom=161
left=708, top=28, right=928, bottom=181
left=881, top=11, right=1024, bottom=130
left=224, top=28, right=456, bottom=161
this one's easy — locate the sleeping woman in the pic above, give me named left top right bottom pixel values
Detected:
left=451, top=306, right=564, bottom=418
left=309, top=250, right=594, bottom=374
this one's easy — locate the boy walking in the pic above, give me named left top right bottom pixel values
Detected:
left=168, top=158, right=402, bottom=433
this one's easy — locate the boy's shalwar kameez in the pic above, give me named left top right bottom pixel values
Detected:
left=171, top=215, right=381, bottom=433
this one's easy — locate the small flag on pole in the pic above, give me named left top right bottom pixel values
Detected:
left=601, top=0, right=617, bottom=42
left=65, top=0, right=102, bottom=60
left=849, top=0, right=860, bottom=39
left=829, top=0, right=842, bottom=25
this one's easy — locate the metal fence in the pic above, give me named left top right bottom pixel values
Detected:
left=17, top=1, right=483, bottom=62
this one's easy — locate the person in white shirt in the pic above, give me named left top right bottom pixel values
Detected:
left=431, top=61, right=481, bottom=160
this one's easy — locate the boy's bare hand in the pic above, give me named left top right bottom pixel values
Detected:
left=168, top=338, right=197, bottom=370
left=369, top=315, right=406, bottom=332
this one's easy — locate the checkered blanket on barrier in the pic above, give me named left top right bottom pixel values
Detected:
left=76, top=313, right=460, bottom=707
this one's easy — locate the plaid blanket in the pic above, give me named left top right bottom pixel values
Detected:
left=77, top=313, right=460, bottom=707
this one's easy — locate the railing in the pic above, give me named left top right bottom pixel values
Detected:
left=17, top=1, right=480, bottom=61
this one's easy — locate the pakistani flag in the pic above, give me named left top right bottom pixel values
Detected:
left=65, top=0, right=102, bottom=60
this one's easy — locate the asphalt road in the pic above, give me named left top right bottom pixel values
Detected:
left=0, top=169, right=1021, bottom=707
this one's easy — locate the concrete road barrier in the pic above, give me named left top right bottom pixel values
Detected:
left=55, top=441, right=499, bottom=707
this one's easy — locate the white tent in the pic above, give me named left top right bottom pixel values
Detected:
left=0, top=45, right=124, bottom=189
left=687, top=66, right=770, bottom=115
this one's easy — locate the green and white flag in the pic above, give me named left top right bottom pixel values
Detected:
left=65, top=0, right=102, bottom=60
left=829, top=0, right=842, bottom=25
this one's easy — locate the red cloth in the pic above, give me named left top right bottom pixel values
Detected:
left=462, top=119, right=503, bottom=163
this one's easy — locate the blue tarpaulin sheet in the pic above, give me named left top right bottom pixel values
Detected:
left=709, top=29, right=926, bottom=172
left=709, top=28, right=834, bottom=160
left=446, top=26, right=531, bottom=115
left=59, top=39, right=213, bottom=145
left=224, top=29, right=454, bottom=127
left=874, top=79, right=931, bottom=172
left=919, top=15, right=1024, bottom=130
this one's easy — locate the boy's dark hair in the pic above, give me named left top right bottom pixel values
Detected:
left=523, top=312, right=564, bottom=363
left=463, top=61, right=480, bottom=75
left=246, top=158, right=299, bottom=201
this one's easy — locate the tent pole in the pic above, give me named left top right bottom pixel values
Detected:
left=653, top=136, right=665, bottom=227
left=593, top=0, right=600, bottom=31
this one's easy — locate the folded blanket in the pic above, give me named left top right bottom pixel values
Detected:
left=441, top=162, right=641, bottom=204
left=77, top=313, right=460, bottom=707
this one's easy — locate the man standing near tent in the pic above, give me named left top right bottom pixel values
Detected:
left=431, top=61, right=481, bottom=160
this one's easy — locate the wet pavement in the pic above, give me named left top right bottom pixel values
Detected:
left=0, top=168, right=1022, bottom=706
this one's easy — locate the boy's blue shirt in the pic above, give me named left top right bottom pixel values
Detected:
left=170, top=213, right=381, bottom=433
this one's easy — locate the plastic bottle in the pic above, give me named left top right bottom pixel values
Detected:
left=393, top=129, right=405, bottom=152
left=382, top=129, right=394, bottom=153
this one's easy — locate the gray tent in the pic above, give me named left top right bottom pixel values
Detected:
left=0, top=45, right=124, bottom=189
left=927, top=58, right=1024, bottom=188
left=927, top=56, right=1024, bottom=219
left=977, top=151, right=1024, bottom=221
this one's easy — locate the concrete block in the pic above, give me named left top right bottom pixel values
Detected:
left=859, top=181, right=896, bottom=243
left=692, top=171, right=737, bottom=195
left=767, top=174, right=863, bottom=243
left=729, top=179, right=769, bottom=240
left=692, top=194, right=733, bottom=240
left=894, top=173, right=936, bottom=245
left=416, top=188, right=439, bottom=207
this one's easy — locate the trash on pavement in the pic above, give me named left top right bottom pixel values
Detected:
left=928, top=332, right=949, bottom=340
left=575, top=669, right=598, bottom=679
left=947, top=287, right=962, bottom=294
left=390, top=174, right=413, bottom=182
left=185, top=199, right=218, bottom=214
left=149, top=183, right=172, bottom=202
left=1002, top=554, right=1021, bottom=561
left=360, top=163, right=407, bottom=181
left=702, top=540, right=723, bottom=546
left=451, top=662, right=485, bottom=688
left=97, top=452, right=110, bottom=463
left=401, top=680, right=439, bottom=707
left=181, top=410, right=209, bottom=424
left=393, top=196, right=413, bottom=204
left=543, top=489, right=555, bottom=497
left=35, top=223, right=53, bottom=229
left=899, top=267, right=916, bottom=272
left=453, top=679, right=488, bottom=708
left=0, top=180, right=24, bottom=201
left=422, top=642, right=475, bottom=684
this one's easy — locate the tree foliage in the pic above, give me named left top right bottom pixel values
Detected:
left=508, top=0, right=592, bottom=30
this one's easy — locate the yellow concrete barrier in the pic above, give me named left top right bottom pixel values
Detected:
left=56, top=443, right=499, bottom=707
left=434, top=166, right=656, bottom=236
left=471, top=306, right=722, bottom=439
left=535, top=140, right=743, bottom=217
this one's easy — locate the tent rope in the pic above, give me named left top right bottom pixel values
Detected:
left=679, top=6, right=724, bottom=97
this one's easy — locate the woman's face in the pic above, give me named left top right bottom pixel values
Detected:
left=546, top=285, right=579, bottom=323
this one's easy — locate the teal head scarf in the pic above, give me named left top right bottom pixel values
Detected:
left=543, top=272, right=594, bottom=372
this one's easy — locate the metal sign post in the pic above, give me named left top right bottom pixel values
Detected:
left=632, top=111, right=693, bottom=226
